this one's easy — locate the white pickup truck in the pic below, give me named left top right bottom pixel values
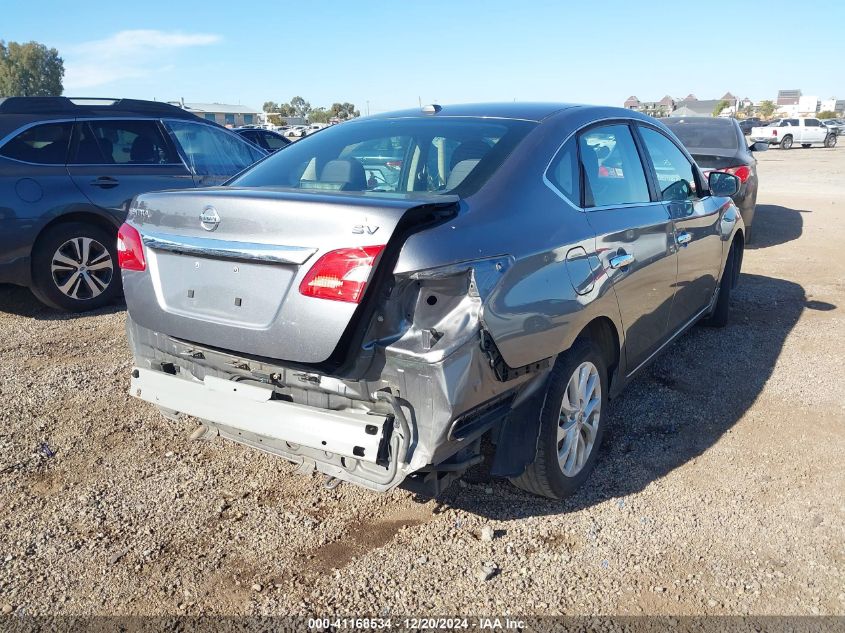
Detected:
left=749, top=117, right=837, bottom=149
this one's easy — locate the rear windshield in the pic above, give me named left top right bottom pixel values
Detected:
left=662, top=120, right=738, bottom=150
left=230, top=117, right=535, bottom=196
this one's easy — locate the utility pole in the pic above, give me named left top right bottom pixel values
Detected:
left=366, top=100, right=370, bottom=116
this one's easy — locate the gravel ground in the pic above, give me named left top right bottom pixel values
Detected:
left=0, top=147, right=843, bottom=618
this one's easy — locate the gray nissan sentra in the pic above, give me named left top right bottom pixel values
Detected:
left=121, top=103, right=744, bottom=499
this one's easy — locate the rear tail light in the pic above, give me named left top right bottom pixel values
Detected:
left=299, top=245, right=385, bottom=303
left=117, top=223, right=146, bottom=271
left=723, top=165, right=751, bottom=183
left=772, top=129, right=778, bottom=135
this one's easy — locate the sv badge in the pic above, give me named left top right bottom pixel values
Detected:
left=352, top=224, right=379, bottom=235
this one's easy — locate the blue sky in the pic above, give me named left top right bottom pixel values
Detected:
left=3, top=0, right=843, bottom=113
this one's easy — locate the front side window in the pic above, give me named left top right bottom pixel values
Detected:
left=578, top=124, right=650, bottom=207
left=0, top=122, right=73, bottom=164
left=71, top=120, right=179, bottom=165
left=638, top=127, right=697, bottom=202
left=166, top=120, right=265, bottom=177
left=546, top=136, right=579, bottom=204
left=231, top=117, right=535, bottom=196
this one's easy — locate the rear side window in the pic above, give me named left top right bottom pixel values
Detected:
left=166, top=120, right=264, bottom=177
left=70, top=120, right=179, bottom=165
left=546, top=136, right=579, bottom=204
left=0, top=122, right=73, bottom=164
left=262, top=132, right=288, bottom=150
left=638, top=127, right=697, bottom=202
left=805, top=119, right=819, bottom=127
left=578, top=124, right=650, bottom=208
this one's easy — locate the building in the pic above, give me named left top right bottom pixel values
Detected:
left=776, top=89, right=801, bottom=106
left=623, top=94, right=674, bottom=117
left=672, top=97, right=728, bottom=117
left=169, top=101, right=262, bottom=127
left=623, top=92, right=740, bottom=118
left=777, top=95, right=820, bottom=117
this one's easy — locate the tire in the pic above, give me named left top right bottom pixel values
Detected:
left=510, top=339, right=608, bottom=499
left=825, top=134, right=837, bottom=148
left=780, top=135, right=793, bottom=150
left=30, top=222, right=121, bottom=312
left=704, top=242, right=738, bottom=328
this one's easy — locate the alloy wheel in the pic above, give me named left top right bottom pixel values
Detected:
left=557, top=361, right=602, bottom=477
left=50, top=237, right=114, bottom=300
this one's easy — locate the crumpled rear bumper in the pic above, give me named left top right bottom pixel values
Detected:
left=129, top=366, right=411, bottom=491
left=126, top=317, right=535, bottom=491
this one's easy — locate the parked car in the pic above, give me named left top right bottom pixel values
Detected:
left=233, top=127, right=291, bottom=152
left=738, top=118, right=761, bottom=135
left=749, top=118, right=837, bottom=149
left=820, top=118, right=845, bottom=136
left=285, top=125, right=308, bottom=138
left=0, top=96, right=267, bottom=311
left=663, top=116, right=766, bottom=240
left=121, top=103, right=744, bottom=499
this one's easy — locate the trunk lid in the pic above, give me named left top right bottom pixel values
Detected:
left=690, top=151, right=744, bottom=170
left=123, top=187, right=457, bottom=364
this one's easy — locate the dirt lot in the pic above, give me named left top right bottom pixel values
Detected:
left=0, top=147, right=843, bottom=619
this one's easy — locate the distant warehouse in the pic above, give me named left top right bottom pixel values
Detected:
left=168, top=100, right=261, bottom=127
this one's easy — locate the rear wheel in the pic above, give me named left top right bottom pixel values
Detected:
left=780, top=135, right=793, bottom=150
left=30, top=222, right=121, bottom=312
left=825, top=134, right=837, bottom=148
left=510, top=339, right=608, bottom=499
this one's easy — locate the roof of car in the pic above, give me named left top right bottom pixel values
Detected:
left=0, top=97, right=203, bottom=120
left=367, top=102, right=580, bottom=122
left=663, top=117, right=736, bottom=125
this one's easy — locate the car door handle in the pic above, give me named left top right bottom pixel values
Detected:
left=608, top=253, right=635, bottom=269
left=676, top=232, right=692, bottom=246
left=89, top=177, right=119, bottom=189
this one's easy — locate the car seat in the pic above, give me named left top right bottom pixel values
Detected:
left=129, top=136, right=157, bottom=163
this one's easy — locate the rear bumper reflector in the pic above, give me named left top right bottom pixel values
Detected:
left=130, top=367, right=385, bottom=462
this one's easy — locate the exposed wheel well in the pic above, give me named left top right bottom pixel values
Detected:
left=575, top=316, right=620, bottom=389
left=31, top=212, right=119, bottom=260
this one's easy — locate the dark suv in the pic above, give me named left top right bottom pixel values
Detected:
left=0, top=97, right=267, bottom=311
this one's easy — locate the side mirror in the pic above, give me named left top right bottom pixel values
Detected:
left=749, top=141, right=769, bottom=152
left=709, top=171, right=740, bottom=197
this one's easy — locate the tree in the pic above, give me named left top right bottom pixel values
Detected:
left=818, top=110, right=836, bottom=119
left=758, top=100, right=776, bottom=119
left=262, top=101, right=279, bottom=113
left=0, top=40, right=64, bottom=97
left=712, top=99, right=730, bottom=117
left=331, top=102, right=360, bottom=119
left=309, top=107, right=331, bottom=124
left=289, top=96, right=311, bottom=117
